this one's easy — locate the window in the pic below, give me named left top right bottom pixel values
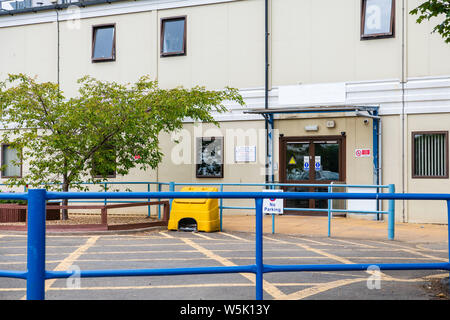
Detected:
left=196, top=137, right=223, bottom=178
left=361, top=0, right=395, bottom=39
left=92, top=24, right=116, bottom=62
left=412, top=131, right=448, bottom=178
left=161, top=16, right=186, bottom=56
left=92, top=145, right=116, bottom=178
left=1, top=144, right=21, bottom=178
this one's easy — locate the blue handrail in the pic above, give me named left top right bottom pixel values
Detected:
left=1, top=181, right=393, bottom=237
left=0, top=189, right=449, bottom=300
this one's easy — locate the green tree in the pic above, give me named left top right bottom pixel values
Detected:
left=0, top=74, right=244, bottom=219
left=410, top=0, right=450, bottom=43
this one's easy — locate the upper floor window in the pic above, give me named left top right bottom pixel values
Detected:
left=1, top=144, right=21, bottom=178
left=412, top=131, right=448, bottom=179
left=161, top=16, right=187, bottom=57
left=92, top=24, right=116, bottom=62
left=361, top=0, right=395, bottom=40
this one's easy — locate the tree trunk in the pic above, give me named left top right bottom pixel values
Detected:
left=62, top=178, right=69, bottom=220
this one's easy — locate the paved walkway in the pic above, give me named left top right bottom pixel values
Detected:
left=222, top=215, right=448, bottom=244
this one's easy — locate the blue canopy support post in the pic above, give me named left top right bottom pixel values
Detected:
left=267, top=113, right=274, bottom=184
left=372, top=109, right=381, bottom=220
left=26, top=189, right=47, bottom=300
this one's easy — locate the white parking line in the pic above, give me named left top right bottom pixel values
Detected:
left=181, top=237, right=287, bottom=299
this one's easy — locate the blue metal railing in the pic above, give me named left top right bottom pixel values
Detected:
left=166, top=182, right=393, bottom=238
left=0, top=189, right=449, bottom=300
left=0, top=181, right=394, bottom=238
left=1, top=181, right=393, bottom=238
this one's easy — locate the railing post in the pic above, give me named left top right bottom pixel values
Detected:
left=103, top=183, right=107, bottom=206
left=26, top=189, right=47, bottom=300
left=158, top=183, right=162, bottom=220
left=447, top=200, right=450, bottom=295
left=219, top=184, right=223, bottom=231
left=271, top=184, right=275, bottom=235
left=169, top=182, right=175, bottom=210
left=255, top=197, right=264, bottom=300
left=388, top=184, right=395, bottom=240
left=327, top=185, right=332, bottom=237
left=147, top=183, right=151, bottom=217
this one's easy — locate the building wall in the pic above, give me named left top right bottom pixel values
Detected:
left=1, top=0, right=450, bottom=89
left=0, top=22, right=57, bottom=83
left=407, top=0, right=450, bottom=78
left=271, top=0, right=401, bottom=85
left=405, top=113, right=450, bottom=224
left=157, top=0, right=264, bottom=90
left=59, top=10, right=158, bottom=97
left=1, top=0, right=450, bottom=223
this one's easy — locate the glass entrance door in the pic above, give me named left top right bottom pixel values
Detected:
left=280, top=136, right=345, bottom=214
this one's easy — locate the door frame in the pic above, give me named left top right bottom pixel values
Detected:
left=279, top=135, right=346, bottom=214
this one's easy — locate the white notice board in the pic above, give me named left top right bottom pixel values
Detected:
left=235, top=146, right=256, bottom=162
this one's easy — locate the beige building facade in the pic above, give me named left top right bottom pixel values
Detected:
left=1, top=0, right=450, bottom=224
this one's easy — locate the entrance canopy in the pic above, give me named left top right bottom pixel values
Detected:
left=244, top=105, right=379, bottom=116
left=243, top=105, right=381, bottom=189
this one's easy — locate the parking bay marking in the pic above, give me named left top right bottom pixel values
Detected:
left=181, top=237, right=287, bottom=299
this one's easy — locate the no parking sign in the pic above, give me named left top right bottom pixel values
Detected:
left=262, top=189, right=284, bottom=215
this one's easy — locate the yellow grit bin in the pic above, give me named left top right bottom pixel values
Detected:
left=168, top=187, right=220, bottom=232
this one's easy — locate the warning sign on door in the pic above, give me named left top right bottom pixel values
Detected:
left=288, top=156, right=296, bottom=165
left=355, top=148, right=371, bottom=158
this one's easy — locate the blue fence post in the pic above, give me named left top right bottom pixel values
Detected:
left=147, top=183, right=151, bottom=217
left=103, top=183, right=107, bottom=206
left=388, top=184, right=395, bottom=240
left=26, top=189, right=47, bottom=300
left=219, top=184, right=223, bottom=231
left=447, top=200, right=450, bottom=295
left=255, top=197, right=264, bottom=300
left=271, top=184, right=275, bottom=235
left=169, top=182, right=175, bottom=209
left=327, top=185, right=332, bottom=237
left=158, top=183, right=162, bottom=220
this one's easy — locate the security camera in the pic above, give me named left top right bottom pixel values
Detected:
left=363, top=119, right=369, bottom=125
left=340, top=131, right=346, bottom=136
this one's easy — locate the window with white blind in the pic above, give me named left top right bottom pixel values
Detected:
left=1, top=144, right=21, bottom=178
left=161, top=16, right=186, bottom=57
left=412, top=132, right=448, bottom=178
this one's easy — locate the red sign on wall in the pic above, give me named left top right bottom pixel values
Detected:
left=355, top=148, right=371, bottom=158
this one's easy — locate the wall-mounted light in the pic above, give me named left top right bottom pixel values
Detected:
left=326, top=120, right=335, bottom=128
